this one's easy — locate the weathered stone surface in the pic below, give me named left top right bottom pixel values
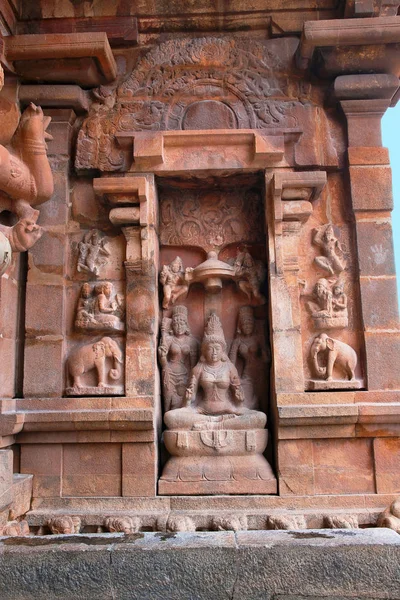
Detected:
left=0, top=530, right=400, bottom=600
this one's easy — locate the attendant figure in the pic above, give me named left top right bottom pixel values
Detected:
left=229, top=306, right=270, bottom=410
left=158, top=305, right=199, bottom=411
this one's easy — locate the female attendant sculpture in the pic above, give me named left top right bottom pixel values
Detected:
left=229, top=306, right=270, bottom=410
left=158, top=305, right=199, bottom=411
left=164, top=312, right=266, bottom=431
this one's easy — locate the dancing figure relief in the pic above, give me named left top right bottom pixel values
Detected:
left=312, top=224, right=346, bottom=275
left=77, top=230, right=110, bottom=277
left=160, top=256, right=193, bottom=309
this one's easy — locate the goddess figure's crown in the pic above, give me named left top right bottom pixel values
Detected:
left=239, top=306, right=254, bottom=321
left=203, top=312, right=226, bottom=349
left=172, top=305, right=187, bottom=318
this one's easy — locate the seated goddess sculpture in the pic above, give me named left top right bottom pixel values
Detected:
left=158, top=305, right=199, bottom=411
left=164, top=312, right=266, bottom=432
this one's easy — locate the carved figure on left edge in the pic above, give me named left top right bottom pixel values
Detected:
left=0, top=102, right=54, bottom=272
left=312, top=224, right=346, bottom=275
left=233, top=246, right=265, bottom=305
left=66, top=336, right=123, bottom=394
left=158, top=305, right=199, bottom=412
left=310, top=333, right=357, bottom=382
left=77, top=230, right=110, bottom=277
left=164, top=313, right=266, bottom=432
left=160, top=256, right=193, bottom=309
left=229, top=306, right=270, bottom=410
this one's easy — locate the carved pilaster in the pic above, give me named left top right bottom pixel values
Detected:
left=268, top=170, right=327, bottom=393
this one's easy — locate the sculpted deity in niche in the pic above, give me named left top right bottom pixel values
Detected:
left=229, top=306, right=270, bottom=410
left=158, top=305, right=199, bottom=411
left=160, top=256, right=193, bottom=309
left=164, top=313, right=267, bottom=432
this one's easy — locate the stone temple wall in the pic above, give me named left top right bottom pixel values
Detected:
left=0, top=1, right=399, bottom=595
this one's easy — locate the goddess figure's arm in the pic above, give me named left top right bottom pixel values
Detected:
left=184, top=365, right=200, bottom=406
left=230, top=365, right=244, bottom=403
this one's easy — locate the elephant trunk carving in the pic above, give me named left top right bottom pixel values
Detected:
left=109, top=349, right=123, bottom=380
left=311, top=347, right=326, bottom=377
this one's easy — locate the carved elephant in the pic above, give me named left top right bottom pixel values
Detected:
left=67, top=336, right=123, bottom=389
left=310, top=333, right=357, bottom=381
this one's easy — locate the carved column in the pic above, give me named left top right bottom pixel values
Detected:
left=23, top=109, right=76, bottom=397
left=93, top=174, right=159, bottom=497
left=336, top=74, right=400, bottom=393
left=268, top=170, right=327, bottom=393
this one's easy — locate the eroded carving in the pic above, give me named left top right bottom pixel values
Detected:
left=104, top=516, right=141, bottom=534
left=309, top=333, right=360, bottom=390
left=77, top=230, right=110, bottom=277
left=165, top=515, right=196, bottom=533
left=75, top=282, right=125, bottom=333
left=266, top=515, right=307, bottom=530
left=0, top=520, right=30, bottom=537
left=324, top=515, right=359, bottom=529
left=212, top=515, right=248, bottom=531
left=160, top=257, right=192, bottom=309
left=229, top=306, right=270, bottom=410
left=66, top=336, right=124, bottom=395
left=47, top=516, right=81, bottom=535
left=377, top=499, right=400, bottom=533
left=158, top=305, right=199, bottom=411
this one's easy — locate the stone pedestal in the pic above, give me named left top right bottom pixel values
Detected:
left=160, top=429, right=276, bottom=495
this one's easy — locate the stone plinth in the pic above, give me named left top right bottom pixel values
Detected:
left=160, top=429, right=276, bottom=495
left=0, top=530, right=399, bottom=600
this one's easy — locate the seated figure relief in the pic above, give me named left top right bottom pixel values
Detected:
left=164, top=312, right=267, bottom=432
left=158, top=305, right=199, bottom=411
left=304, top=277, right=348, bottom=329
left=75, top=282, right=125, bottom=332
left=229, top=306, right=270, bottom=410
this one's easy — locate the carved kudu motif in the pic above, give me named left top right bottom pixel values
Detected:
left=0, top=102, right=53, bottom=271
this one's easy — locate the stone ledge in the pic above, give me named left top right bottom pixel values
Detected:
left=0, top=530, right=399, bottom=600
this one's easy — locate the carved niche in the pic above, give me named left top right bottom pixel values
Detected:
left=75, top=37, right=337, bottom=172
